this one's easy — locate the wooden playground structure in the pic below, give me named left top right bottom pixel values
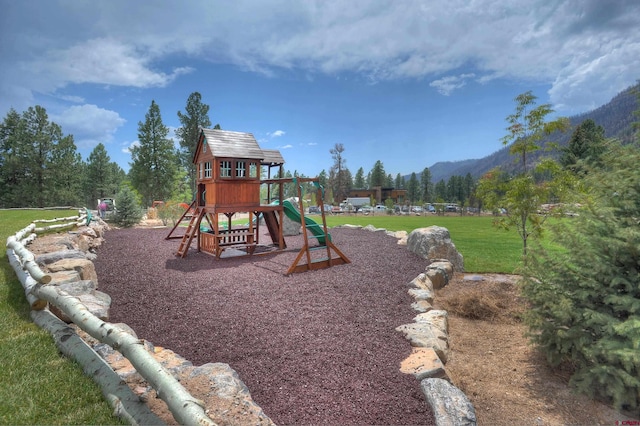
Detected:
left=166, top=128, right=350, bottom=274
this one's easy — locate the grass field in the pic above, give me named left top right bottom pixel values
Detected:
left=0, top=209, right=124, bottom=425
left=321, top=213, right=529, bottom=273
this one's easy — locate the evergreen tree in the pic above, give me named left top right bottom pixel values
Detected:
left=176, top=92, right=212, bottom=196
left=434, top=179, right=446, bottom=201
left=522, top=142, right=640, bottom=411
left=559, top=118, right=606, bottom=174
left=86, top=143, right=115, bottom=205
left=421, top=167, right=433, bottom=203
left=407, top=172, right=420, bottom=204
left=395, top=173, right=404, bottom=189
left=0, top=106, right=75, bottom=207
left=369, top=160, right=385, bottom=188
left=385, top=173, right=394, bottom=187
left=113, top=184, right=143, bottom=227
left=354, top=167, right=366, bottom=188
left=129, top=100, right=179, bottom=206
left=49, top=134, right=83, bottom=206
left=0, top=108, right=27, bottom=207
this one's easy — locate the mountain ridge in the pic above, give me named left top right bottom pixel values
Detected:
left=420, top=83, right=639, bottom=183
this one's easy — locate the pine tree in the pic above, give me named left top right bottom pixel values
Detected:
left=130, top=100, right=178, bottom=206
left=113, top=184, right=142, bottom=227
left=407, top=172, right=420, bottom=204
left=522, top=142, right=640, bottom=411
left=176, top=92, right=212, bottom=196
left=421, top=167, right=433, bottom=203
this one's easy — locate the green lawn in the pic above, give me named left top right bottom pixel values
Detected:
left=0, top=209, right=123, bottom=425
left=321, top=213, right=533, bottom=273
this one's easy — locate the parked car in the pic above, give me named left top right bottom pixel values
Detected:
left=374, top=204, right=387, bottom=211
left=360, top=206, right=373, bottom=214
left=308, top=206, right=320, bottom=214
left=445, top=205, right=457, bottom=212
left=426, top=204, right=436, bottom=213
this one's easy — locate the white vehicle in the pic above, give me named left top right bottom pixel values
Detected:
left=340, top=197, right=370, bottom=212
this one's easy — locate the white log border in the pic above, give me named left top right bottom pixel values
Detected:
left=5, top=211, right=216, bottom=426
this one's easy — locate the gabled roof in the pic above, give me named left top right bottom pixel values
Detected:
left=261, top=149, right=285, bottom=166
left=198, top=128, right=265, bottom=160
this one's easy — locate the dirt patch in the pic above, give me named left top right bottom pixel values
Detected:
left=436, top=274, right=638, bottom=426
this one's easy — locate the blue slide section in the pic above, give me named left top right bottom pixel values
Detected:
left=282, top=199, right=330, bottom=245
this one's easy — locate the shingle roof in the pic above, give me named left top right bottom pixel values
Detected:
left=261, top=149, right=285, bottom=165
left=200, top=128, right=265, bottom=160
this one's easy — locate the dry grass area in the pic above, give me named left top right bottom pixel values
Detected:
left=435, top=274, right=638, bottom=426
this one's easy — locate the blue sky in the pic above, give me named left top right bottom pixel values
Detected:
left=1, top=1, right=639, bottom=178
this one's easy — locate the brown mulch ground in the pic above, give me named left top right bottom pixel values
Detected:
left=93, top=227, right=435, bottom=425
left=437, top=274, right=639, bottom=426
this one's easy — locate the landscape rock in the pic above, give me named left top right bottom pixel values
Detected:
left=426, top=266, right=449, bottom=290
left=414, top=310, right=449, bottom=336
left=408, top=273, right=434, bottom=291
left=408, top=288, right=434, bottom=303
left=411, top=300, right=434, bottom=313
left=400, top=347, right=448, bottom=380
left=36, top=249, right=87, bottom=265
left=46, top=258, right=98, bottom=282
left=48, top=270, right=81, bottom=284
left=185, top=363, right=275, bottom=425
left=406, top=226, right=464, bottom=271
left=282, top=212, right=301, bottom=236
left=421, top=378, right=477, bottom=426
left=56, top=279, right=98, bottom=296
left=395, top=322, right=449, bottom=362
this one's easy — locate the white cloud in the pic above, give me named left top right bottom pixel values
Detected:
left=269, top=130, right=286, bottom=138
left=1, top=0, right=639, bottom=115
left=279, top=144, right=293, bottom=150
left=430, top=74, right=476, bottom=96
left=123, top=141, right=139, bottom=154
left=31, top=38, right=193, bottom=93
left=52, top=104, right=126, bottom=149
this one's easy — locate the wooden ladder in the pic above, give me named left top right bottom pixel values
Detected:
left=176, top=208, right=205, bottom=258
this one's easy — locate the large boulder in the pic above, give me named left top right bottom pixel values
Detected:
left=407, top=227, right=464, bottom=272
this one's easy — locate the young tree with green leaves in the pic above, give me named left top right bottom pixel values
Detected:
left=479, top=91, right=569, bottom=257
left=129, top=100, right=179, bottom=207
left=522, top=141, right=640, bottom=411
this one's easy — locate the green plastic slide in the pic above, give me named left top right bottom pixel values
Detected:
left=282, top=199, right=330, bottom=245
